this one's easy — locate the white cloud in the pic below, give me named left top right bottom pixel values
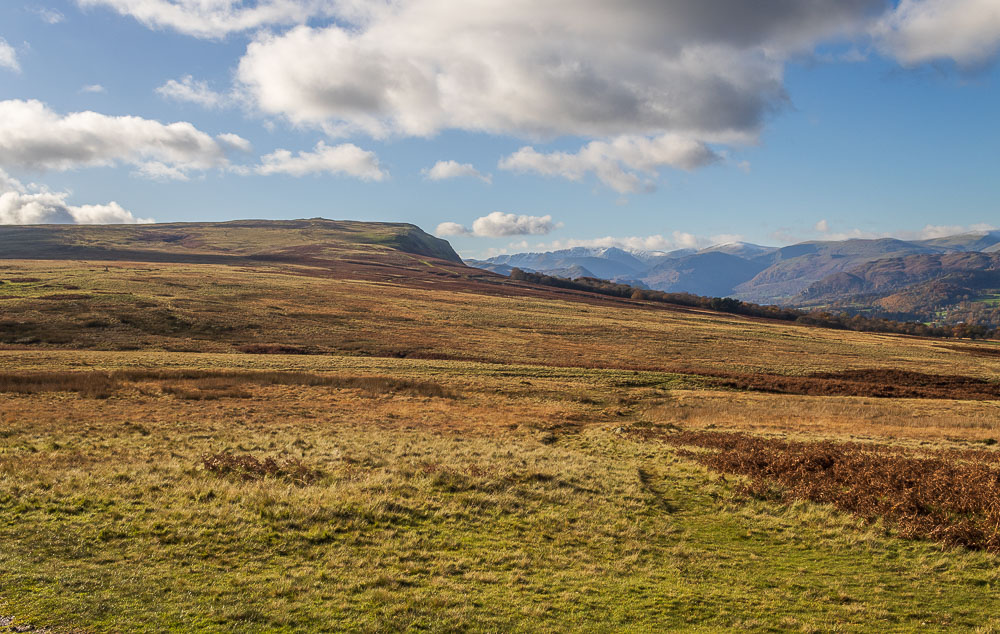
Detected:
left=156, top=75, right=228, bottom=108
left=81, top=84, right=106, bottom=93
left=472, top=212, right=557, bottom=237
left=874, top=0, right=1000, bottom=67
left=436, top=212, right=557, bottom=238
left=422, top=160, right=491, bottom=184
left=76, top=0, right=340, bottom=38
left=35, top=8, right=66, bottom=24
left=254, top=141, right=387, bottom=180
left=499, top=134, right=720, bottom=193
left=435, top=222, right=470, bottom=237
left=0, top=168, right=152, bottom=224
left=216, top=133, right=253, bottom=153
left=132, top=161, right=190, bottom=182
left=497, top=231, right=727, bottom=255
left=0, top=99, right=248, bottom=179
left=775, top=221, right=999, bottom=244
left=911, top=223, right=998, bottom=239
left=235, top=1, right=890, bottom=142
left=0, top=38, right=20, bottom=73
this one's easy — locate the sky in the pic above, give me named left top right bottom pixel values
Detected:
left=0, top=0, right=998, bottom=259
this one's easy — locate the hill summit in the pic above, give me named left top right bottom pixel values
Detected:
left=0, top=218, right=463, bottom=265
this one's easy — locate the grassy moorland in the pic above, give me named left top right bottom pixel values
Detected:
left=3, top=221, right=1000, bottom=631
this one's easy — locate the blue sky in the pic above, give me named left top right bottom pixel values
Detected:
left=0, top=1, right=998, bottom=258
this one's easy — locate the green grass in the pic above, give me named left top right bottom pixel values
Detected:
left=974, top=294, right=1000, bottom=307
left=2, top=372, right=1000, bottom=631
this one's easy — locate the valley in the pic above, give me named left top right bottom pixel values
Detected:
left=471, top=231, right=1000, bottom=328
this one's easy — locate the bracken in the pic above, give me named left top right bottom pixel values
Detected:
left=648, top=429, right=1000, bottom=552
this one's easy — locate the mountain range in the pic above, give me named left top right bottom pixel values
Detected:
left=466, top=231, right=1000, bottom=326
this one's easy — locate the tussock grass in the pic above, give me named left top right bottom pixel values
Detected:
left=0, top=371, right=118, bottom=397
left=201, top=451, right=322, bottom=485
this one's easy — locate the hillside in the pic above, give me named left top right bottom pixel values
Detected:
left=797, top=252, right=1000, bottom=326
left=0, top=219, right=799, bottom=360
left=470, top=230, right=1000, bottom=323
left=5, top=220, right=1000, bottom=631
left=0, top=218, right=463, bottom=266
left=642, top=251, right=769, bottom=296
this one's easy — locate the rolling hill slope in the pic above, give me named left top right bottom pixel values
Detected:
left=5, top=219, right=1000, bottom=632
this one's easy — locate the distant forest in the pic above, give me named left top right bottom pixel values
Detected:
left=509, top=268, right=997, bottom=340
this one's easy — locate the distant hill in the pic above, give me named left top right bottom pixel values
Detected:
left=795, top=252, right=1000, bottom=327
left=469, top=231, right=1000, bottom=307
left=698, top=242, right=778, bottom=259
left=0, top=218, right=463, bottom=265
left=914, top=231, right=1000, bottom=253
left=483, top=247, right=651, bottom=283
left=731, top=238, right=940, bottom=302
left=471, top=244, right=763, bottom=293
left=642, top=251, right=769, bottom=297
left=467, top=229, right=1000, bottom=326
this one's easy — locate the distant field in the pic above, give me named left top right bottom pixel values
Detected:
left=3, top=259, right=1000, bottom=379
left=3, top=223, right=1000, bottom=630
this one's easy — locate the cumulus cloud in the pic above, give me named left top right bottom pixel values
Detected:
left=422, top=160, right=491, bottom=184
left=80, top=84, right=106, bottom=93
left=436, top=212, right=557, bottom=238
left=235, top=1, right=894, bottom=141
left=0, top=168, right=152, bottom=224
left=0, top=38, right=19, bottom=73
left=874, top=0, right=1000, bottom=67
left=77, top=1, right=1000, bottom=151
left=434, top=222, right=471, bottom=237
left=499, top=134, right=720, bottom=193
left=472, top=212, right=557, bottom=237
left=216, top=133, right=253, bottom=154
left=156, top=75, right=228, bottom=108
left=254, top=141, right=387, bottom=180
left=76, top=0, right=341, bottom=38
left=0, top=99, right=249, bottom=179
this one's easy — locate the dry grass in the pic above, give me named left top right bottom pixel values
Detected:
left=702, top=367, right=1000, bottom=400
left=0, top=369, right=457, bottom=400
left=3, top=259, right=1000, bottom=381
left=3, top=249, right=1000, bottom=629
left=4, top=365, right=1000, bottom=630
left=651, top=389, right=1000, bottom=442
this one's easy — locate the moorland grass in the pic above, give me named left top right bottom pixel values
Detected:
left=4, top=249, right=1000, bottom=630
left=3, top=259, right=1000, bottom=380
left=2, top=365, right=1000, bottom=630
